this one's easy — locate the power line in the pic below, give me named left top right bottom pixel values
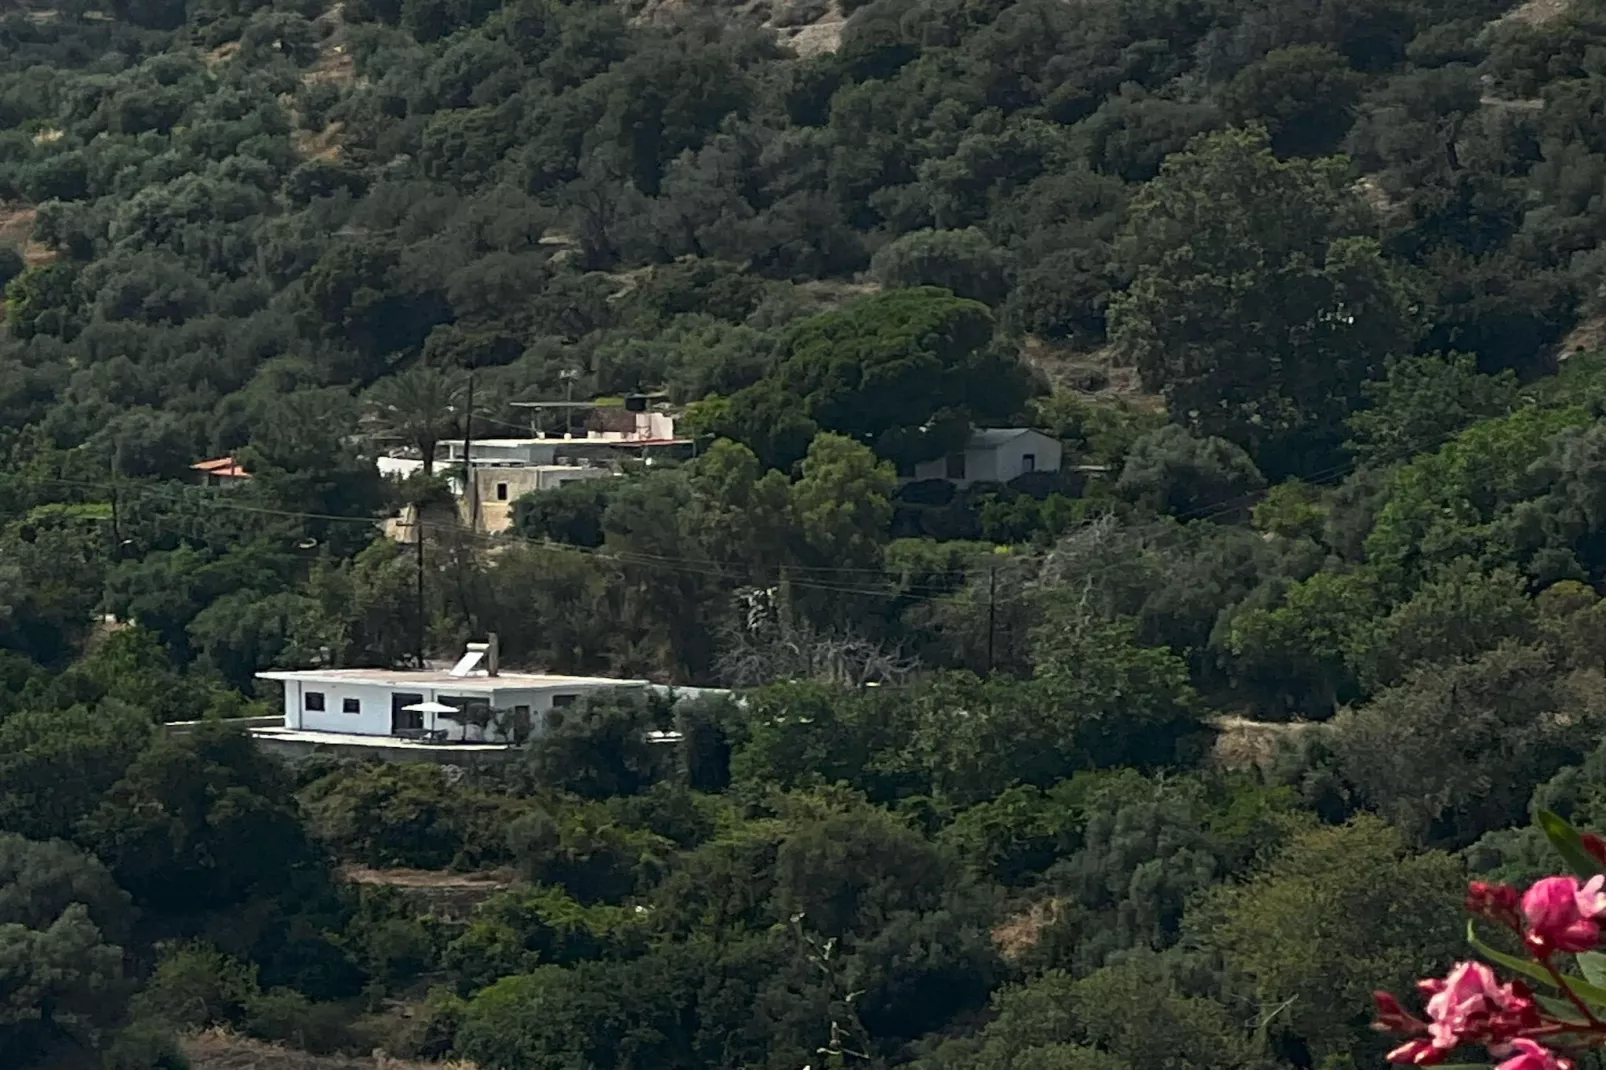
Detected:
left=0, top=415, right=1481, bottom=611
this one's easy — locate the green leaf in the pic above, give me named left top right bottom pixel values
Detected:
left=1468, top=920, right=1555, bottom=988
left=1557, top=970, right=1606, bottom=1010
left=1471, top=921, right=1606, bottom=1010
left=1580, top=951, right=1606, bottom=988
left=1537, top=809, right=1606, bottom=879
left=1536, top=993, right=1590, bottom=1024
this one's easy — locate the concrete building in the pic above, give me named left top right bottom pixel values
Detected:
left=374, top=410, right=694, bottom=538
left=911, top=428, right=1063, bottom=487
left=255, top=665, right=642, bottom=742
left=469, top=464, right=614, bottom=534
left=255, top=636, right=725, bottom=752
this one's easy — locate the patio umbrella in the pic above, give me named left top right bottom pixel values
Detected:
left=400, top=700, right=461, bottom=738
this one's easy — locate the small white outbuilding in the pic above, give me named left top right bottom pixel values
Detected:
left=911, top=428, right=1063, bottom=487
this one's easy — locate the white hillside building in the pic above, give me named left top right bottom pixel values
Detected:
left=255, top=639, right=723, bottom=747
left=910, top=428, right=1063, bottom=487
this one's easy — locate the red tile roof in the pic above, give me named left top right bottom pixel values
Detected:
left=191, top=457, right=251, bottom=479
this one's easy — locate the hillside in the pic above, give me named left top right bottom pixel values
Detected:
left=11, top=0, right=1606, bottom=1069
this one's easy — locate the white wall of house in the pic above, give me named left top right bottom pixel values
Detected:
left=274, top=678, right=646, bottom=741
left=911, top=430, right=1063, bottom=487
left=471, top=465, right=618, bottom=533
left=985, top=431, right=1062, bottom=482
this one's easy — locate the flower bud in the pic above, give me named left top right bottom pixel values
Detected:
left=1467, top=881, right=1523, bottom=928
left=1373, top=991, right=1425, bottom=1035
left=1581, top=832, right=1606, bottom=867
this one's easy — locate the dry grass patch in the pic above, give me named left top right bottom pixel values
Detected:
left=182, top=1029, right=475, bottom=1070
left=1209, top=715, right=1326, bottom=773
left=1496, top=0, right=1574, bottom=26
left=0, top=202, right=56, bottom=267
left=295, top=121, right=346, bottom=162
left=992, top=898, right=1063, bottom=961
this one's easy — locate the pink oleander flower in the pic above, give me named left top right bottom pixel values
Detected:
left=1386, top=1038, right=1445, bottom=1066
left=1494, top=1038, right=1575, bottom=1070
left=1523, top=875, right=1606, bottom=954
left=1415, top=962, right=1540, bottom=1053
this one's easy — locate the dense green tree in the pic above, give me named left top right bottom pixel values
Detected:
left=1116, top=425, right=1267, bottom=521
left=0, top=703, right=152, bottom=843
left=81, top=723, right=318, bottom=914
left=1220, top=46, right=1364, bottom=158
left=1193, top=817, right=1464, bottom=1066
left=1109, top=127, right=1413, bottom=475
left=717, top=288, right=1034, bottom=471
left=1345, top=351, right=1518, bottom=466
left=525, top=688, right=676, bottom=800
left=1330, top=642, right=1604, bottom=847
left=0, top=836, right=139, bottom=1069
left=870, top=228, right=1011, bottom=305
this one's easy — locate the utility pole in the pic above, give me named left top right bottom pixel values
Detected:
left=461, top=374, right=477, bottom=534
left=109, top=440, right=124, bottom=561
left=415, top=510, right=426, bottom=668
left=986, top=564, right=997, bottom=675
left=559, top=368, right=579, bottom=436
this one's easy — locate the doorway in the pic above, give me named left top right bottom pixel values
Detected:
left=391, top=692, right=424, bottom=734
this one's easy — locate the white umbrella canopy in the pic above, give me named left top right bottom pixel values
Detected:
left=401, top=699, right=486, bottom=741
left=401, top=700, right=461, bottom=714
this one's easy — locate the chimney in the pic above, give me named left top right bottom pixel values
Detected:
left=486, top=632, right=499, bottom=676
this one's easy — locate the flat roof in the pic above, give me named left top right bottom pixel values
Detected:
left=451, top=438, right=553, bottom=447
left=255, top=668, right=651, bottom=692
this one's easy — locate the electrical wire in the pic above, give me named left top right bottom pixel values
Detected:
left=0, top=412, right=1492, bottom=612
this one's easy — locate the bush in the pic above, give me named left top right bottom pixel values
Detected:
left=393, top=986, right=468, bottom=1058
left=871, top=228, right=1011, bottom=305
left=103, top=1023, right=190, bottom=1070
left=896, top=478, right=957, bottom=506
left=1117, top=426, right=1267, bottom=521
left=131, top=943, right=260, bottom=1030
left=299, top=762, right=519, bottom=870
left=242, top=988, right=358, bottom=1055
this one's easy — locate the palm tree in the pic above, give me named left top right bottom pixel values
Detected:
left=362, top=366, right=466, bottom=476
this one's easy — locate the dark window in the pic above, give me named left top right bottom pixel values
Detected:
left=551, top=693, right=579, bottom=709
left=1022, top=453, right=1036, bottom=474
left=945, top=452, right=966, bottom=479
left=305, top=691, right=325, bottom=711
left=391, top=692, right=424, bottom=733
left=496, top=482, right=509, bottom=501
left=342, top=697, right=361, bottom=714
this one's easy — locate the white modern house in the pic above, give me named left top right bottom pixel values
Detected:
left=254, top=638, right=724, bottom=751
left=911, top=428, right=1064, bottom=487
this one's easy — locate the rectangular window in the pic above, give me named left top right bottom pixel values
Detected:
left=342, top=697, right=361, bottom=714
left=945, top=452, right=967, bottom=479
left=496, top=482, right=509, bottom=501
left=1022, top=453, right=1036, bottom=474
left=391, top=693, right=424, bottom=734
left=304, top=691, right=325, bottom=711
left=551, top=693, right=579, bottom=709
